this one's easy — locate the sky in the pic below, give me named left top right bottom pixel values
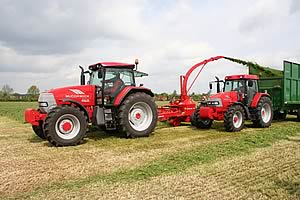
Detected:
left=0, top=0, right=299, bottom=94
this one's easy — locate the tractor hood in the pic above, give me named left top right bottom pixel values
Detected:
left=38, top=85, right=96, bottom=113
left=207, top=91, right=239, bottom=106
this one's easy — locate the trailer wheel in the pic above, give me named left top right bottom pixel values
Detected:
left=297, top=109, right=300, bottom=122
left=43, top=106, right=87, bottom=146
left=118, top=92, right=157, bottom=138
left=253, top=96, right=273, bottom=128
left=190, top=108, right=213, bottom=129
left=224, top=105, right=245, bottom=132
left=32, top=121, right=46, bottom=139
left=273, top=111, right=286, bottom=120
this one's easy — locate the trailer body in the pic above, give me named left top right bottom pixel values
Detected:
left=249, top=60, right=300, bottom=118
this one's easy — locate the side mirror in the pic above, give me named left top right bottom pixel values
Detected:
left=248, top=80, right=253, bottom=87
left=209, top=83, right=212, bottom=90
left=98, top=71, right=103, bottom=79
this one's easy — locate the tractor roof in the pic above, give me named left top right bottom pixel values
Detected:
left=89, top=62, right=135, bottom=70
left=225, top=74, right=259, bottom=80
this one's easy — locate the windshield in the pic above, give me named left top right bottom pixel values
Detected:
left=89, top=68, right=135, bottom=86
left=224, top=80, right=245, bottom=92
left=105, top=68, right=135, bottom=86
left=89, top=71, right=103, bottom=85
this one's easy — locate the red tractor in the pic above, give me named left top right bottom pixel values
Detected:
left=191, top=74, right=273, bottom=131
left=25, top=60, right=157, bottom=146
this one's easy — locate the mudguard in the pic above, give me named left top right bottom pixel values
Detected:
left=113, top=86, right=154, bottom=106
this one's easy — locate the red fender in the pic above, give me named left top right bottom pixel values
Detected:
left=250, top=93, right=270, bottom=108
left=113, top=86, right=154, bottom=106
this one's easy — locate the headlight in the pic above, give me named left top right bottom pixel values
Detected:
left=207, top=98, right=222, bottom=107
left=207, top=101, right=219, bottom=105
left=38, top=93, right=57, bottom=113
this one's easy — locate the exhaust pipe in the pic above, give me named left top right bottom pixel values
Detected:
left=79, top=66, right=85, bottom=85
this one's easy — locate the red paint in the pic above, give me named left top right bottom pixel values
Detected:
left=24, top=109, right=47, bottom=126
left=234, top=116, right=238, bottom=123
left=62, top=122, right=72, bottom=131
left=89, top=62, right=135, bottom=69
left=136, top=113, right=141, bottom=120
left=49, top=85, right=96, bottom=118
left=225, top=74, right=259, bottom=80
left=113, top=86, right=153, bottom=106
left=250, top=93, right=270, bottom=108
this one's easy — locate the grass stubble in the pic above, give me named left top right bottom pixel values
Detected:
left=0, top=102, right=299, bottom=199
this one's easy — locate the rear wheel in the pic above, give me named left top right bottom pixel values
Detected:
left=190, top=108, right=213, bottom=129
left=32, top=121, right=46, bottom=139
left=118, top=92, right=157, bottom=138
left=224, top=105, right=245, bottom=132
left=43, top=106, right=87, bottom=146
left=253, top=96, right=273, bottom=128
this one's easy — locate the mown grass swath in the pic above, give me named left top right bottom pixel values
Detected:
left=22, top=122, right=300, bottom=197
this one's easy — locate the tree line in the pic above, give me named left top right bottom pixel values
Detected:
left=0, top=85, right=206, bottom=102
left=0, top=84, right=40, bottom=101
left=154, top=90, right=207, bottom=101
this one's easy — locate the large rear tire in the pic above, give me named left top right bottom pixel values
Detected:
left=253, top=96, right=273, bottom=128
left=118, top=92, right=157, bottom=138
left=43, top=106, right=87, bottom=146
left=224, top=105, right=245, bottom=132
left=32, top=121, right=46, bottom=139
left=190, top=108, right=213, bottom=129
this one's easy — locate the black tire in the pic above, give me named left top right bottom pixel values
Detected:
left=224, top=105, right=245, bottom=132
left=118, top=92, right=157, bottom=138
left=297, top=109, right=300, bottom=122
left=253, top=96, right=273, bottom=128
left=273, top=110, right=287, bottom=120
left=43, top=106, right=88, bottom=146
left=32, top=121, right=46, bottom=139
left=190, top=108, right=213, bottom=129
left=190, top=108, right=199, bottom=126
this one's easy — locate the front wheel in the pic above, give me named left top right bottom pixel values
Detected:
left=43, top=106, right=87, bottom=146
left=190, top=108, right=213, bottom=129
left=118, top=92, right=157, bottom=138
left=224, top=105, right=245, bottom=132
left=253, top=96, right=273, bottom=128
left=32, top=121, right=46, bottom=139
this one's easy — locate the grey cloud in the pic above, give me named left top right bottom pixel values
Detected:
left=0, top=0, right=141, bottom=55
left=290, top=0, right=300, bottom=14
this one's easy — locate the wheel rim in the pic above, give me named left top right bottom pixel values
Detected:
left=201, top=119, right=211, bottom=125
left=128, top=102, right=153, bottom=131
left=261, top=103, right=271, bottom=123
left=55, top=114, right=81, bottom=140
left=233, top=111, right=243, bottom=129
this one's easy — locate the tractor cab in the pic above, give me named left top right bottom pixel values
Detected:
left=81, top=60, right=148, bottom=106
left=223, top=74, right=259, bottom=106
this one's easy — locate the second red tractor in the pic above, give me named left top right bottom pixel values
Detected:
left=191, top=74, right=273, bottom=131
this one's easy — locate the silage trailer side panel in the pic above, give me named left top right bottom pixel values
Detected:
left=249, top=60, right=300, bottom=114
left=283, top=61, right=300, bottom=106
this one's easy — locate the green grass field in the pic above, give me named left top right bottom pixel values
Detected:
left=0, top=102, right=299, bottom=199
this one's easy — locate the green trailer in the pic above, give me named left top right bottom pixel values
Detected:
left=249, top=60, right=300, bottom=120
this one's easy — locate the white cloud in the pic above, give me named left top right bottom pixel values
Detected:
left=0, top=0, right=299, bottom=94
